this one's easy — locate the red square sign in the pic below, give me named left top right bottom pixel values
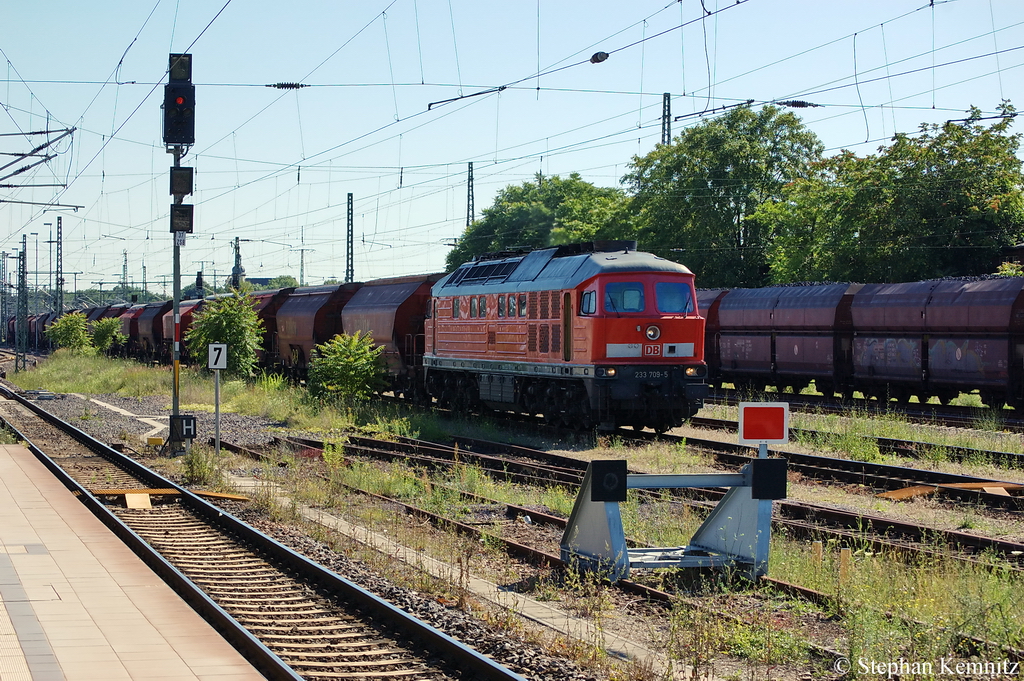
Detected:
left=738, top=402, right=789, bottom=445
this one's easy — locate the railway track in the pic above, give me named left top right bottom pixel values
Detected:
left=707, top=388, right=1024, bottom=432
left=0, top=386, right=529, bottom=681
left=268, top=432, right=1024, bottom=570
left=229, top=436, right=1023, bottom=664
left=642, top=428, right=1024, bottom=513
left=690, top=415, right=1024, bottom=468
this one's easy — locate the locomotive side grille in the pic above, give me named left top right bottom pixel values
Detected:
left=551, top=324, right=560, bottom=355
left=528, top=293, right=538, bottom=319
left=540, top=292, right=549, bottom=319
left=552, top=293, right=561, bottom=318
left=487, top=331, right=496, bottom=346
left=528, top=324, right=537, bottom=352
left=539, top=324, right=549, bottom=354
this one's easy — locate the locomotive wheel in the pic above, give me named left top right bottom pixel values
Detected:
left=652, top=421, right=673, bottom=435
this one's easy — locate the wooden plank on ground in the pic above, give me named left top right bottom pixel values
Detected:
left=937, top=482, right=1023, bottom=491
left=981, top=486, right=1012, bottom=496
left=88, top=488, right=249, bottom=501
left=124, top=493, right=152, bottom=509
left=876, top=485, right=936, bottom=500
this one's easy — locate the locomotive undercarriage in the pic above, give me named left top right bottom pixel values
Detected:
left=427, top=369, right=596, bottom=429
left=425, top=367, right=702, bottom=433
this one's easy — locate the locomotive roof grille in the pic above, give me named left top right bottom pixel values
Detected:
left=435, top=241, right=691, bottom=297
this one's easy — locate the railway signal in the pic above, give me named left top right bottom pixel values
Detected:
left=164, top=53, right=195, bottom=456
left=163, top=54, right=194, bottom=146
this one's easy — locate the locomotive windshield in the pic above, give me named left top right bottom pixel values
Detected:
left=655, top=281, right=694, bottom=314
left=605, top=282, right=645, bottom=313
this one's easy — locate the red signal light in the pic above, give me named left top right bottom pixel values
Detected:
left=175, top=96, right=185, bottom=105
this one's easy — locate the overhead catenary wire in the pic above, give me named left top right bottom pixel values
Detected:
left=8, top=0, right=1020, bottom=286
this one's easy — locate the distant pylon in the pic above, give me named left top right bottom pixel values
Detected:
left=662, top=93, right=671, bottom=145
left=346, top=193, right=354, bottom=283
left=466, top=162, right=475, bottom=226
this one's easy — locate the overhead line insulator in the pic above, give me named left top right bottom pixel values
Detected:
left=268, top=82, right=309, bottom=89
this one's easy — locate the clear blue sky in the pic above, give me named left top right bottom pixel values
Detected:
left=1, top=0, right=1021, bottom=294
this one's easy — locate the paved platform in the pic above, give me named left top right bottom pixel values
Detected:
left=0, top=444, right=265, bottom=681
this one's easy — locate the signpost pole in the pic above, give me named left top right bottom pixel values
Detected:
left=214, top=367, right=220, bottom=458
left=208, top=343, right=227, bottom=458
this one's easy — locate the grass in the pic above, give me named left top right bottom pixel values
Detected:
left=265, top=437, right=1024, bottom=673
left=14, top=353, right=1024, bottom=674
left=7, top=352, right=429, bottom=438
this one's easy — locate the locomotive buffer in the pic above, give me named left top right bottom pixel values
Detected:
left=560, top=403, right=788, bottom=582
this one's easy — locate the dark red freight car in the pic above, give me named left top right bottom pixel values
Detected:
left=852, top=278, right=1024, bottom=406
left=160, top=299, right=204, bottom=363
left=119, top=304, right=148, bottom=356
left=703, top=284, right=859, bottom=396
left=249, top=287, right=296, bottom=367
left=275, top=284, right=362, bottom=375
left=341, top=274, right=443, bottom=400
left=136, top=301, right=171, bottom=360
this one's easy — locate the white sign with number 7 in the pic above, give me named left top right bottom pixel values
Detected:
left=208, top=343, right=228, bottom=370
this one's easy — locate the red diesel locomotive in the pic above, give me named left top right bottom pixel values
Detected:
left=424, top=241, right=709, bottom=431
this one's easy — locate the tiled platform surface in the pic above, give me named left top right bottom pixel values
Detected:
left=0, top=444, right=265, bottom=681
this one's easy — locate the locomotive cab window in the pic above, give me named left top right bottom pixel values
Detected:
left=605, top=282, right=645, bottom=313
left=452, top=297, right=459, bottom=318
left=498, top=295, right=505, bottom=317
left=479, top=296, right=487, bottom=317
left=580, top=290, right=597, bottom=315
left=509, top=295, right=518, bottom=318
left=470, top=297, right=478, bottom=318
left=518, top=294, right=527, bottom=318
left=655, top=282, right=695, bottom=314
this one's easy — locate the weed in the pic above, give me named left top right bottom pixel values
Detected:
left=182, top=445, right=222, bottom=487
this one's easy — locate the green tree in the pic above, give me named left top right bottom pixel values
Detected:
left=445, top=173, right=631, bottom=269
left=307, top=331, right=387, bottom=402
left=91, top=317, right=127, bottom=353
left=45, top=312, right=90, bottom=352
left=759, top=103, right=1024, bottom=283
left=184, top=291, right=264, bottom=377
left=268, top=275, right=299, bottom=289
left=624, top=104, right=823, bottom=287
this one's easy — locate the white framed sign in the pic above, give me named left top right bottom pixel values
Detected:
left=738, top=402, right=789, bottom=445
left=208, top=343, right=228, bottom=371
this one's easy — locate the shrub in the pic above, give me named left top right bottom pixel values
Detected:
left=91, top=317, right=127, bottom=353
left=307, top=331, right=387, bottom=402
left=185, top=290, right=264, bottom=378
left=45, top=312, right=91, bottom=352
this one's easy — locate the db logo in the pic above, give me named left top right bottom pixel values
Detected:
left=643, top=344, right=661, bottom=356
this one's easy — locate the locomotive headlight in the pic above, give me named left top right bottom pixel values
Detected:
left=645, top=325, right=661, bottom=340
left=597, top=367, right=617, bottom=377
left=685, top=366, right=706, bottom=377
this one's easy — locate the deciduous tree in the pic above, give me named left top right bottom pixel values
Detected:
left=624, top=104, right=823, bottom=287
left=759, top=103, right=1024, bottom=283
left=445, top=173, right=630, bottom=269
left=185, top=292, right=264, bottom=377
